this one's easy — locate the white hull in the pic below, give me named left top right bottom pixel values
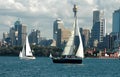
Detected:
left=20, top=56, right=36, bottom=60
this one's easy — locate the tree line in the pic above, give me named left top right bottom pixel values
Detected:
left=0, top=45, right=63, bottom=57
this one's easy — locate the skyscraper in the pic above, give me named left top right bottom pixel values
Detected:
left=91, top=10, right=106, bottom=47
left=14, top=20, right=27, bottom=46
left=53, top=18, right=70, bottom=48
left=20, top=24, right=27, bottom=45
left=53, top=18, right=63, bottom=47
left=82, top=29, right=90, bottom=48
left=14, top=20, right=22, bottom=31
left=9, top=27, right=16, bottom=45
left=29, top=29, right=40, bottom=45
left=53, top=18, right=64, bottom=40
left=113, top=9, right=120, bottom=33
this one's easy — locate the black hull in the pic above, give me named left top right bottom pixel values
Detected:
left=52, top=58, right=82, bottom=64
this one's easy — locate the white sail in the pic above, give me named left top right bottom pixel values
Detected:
left=25, top=35, right=33, bottom=56
left=62, top=31, right=75, bottom=55
left=19, top=43, right=25, bottom=57
left=49, top=53, right=52, bottom=58
left=75, top=19, right=84, bottom=58
left=62, top=21, right=75, bottom=56
left=118, top=47, right=120, bottom=57
left=19, top=51, right=22, bottom=57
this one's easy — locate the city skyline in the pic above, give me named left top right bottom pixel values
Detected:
left=0, top=0, right=120, bottom=39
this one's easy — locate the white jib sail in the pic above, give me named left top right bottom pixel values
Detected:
left=19, top=51, right=22, bottom=57
left=118, top=47, right=120, bottom=57
left=19, top=43, right=26, bottom=57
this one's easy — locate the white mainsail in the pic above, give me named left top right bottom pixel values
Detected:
left=25, top=35, right=33, bottom=56
left=62, top=21, right=75, bottom=56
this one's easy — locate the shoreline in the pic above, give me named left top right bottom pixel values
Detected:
left=85, top=57, right=119, bottom=59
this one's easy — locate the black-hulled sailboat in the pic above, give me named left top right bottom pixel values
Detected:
left=52, top=4, right=84, bottom=64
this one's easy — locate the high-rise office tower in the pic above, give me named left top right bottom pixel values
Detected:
left=82, top=29, right=90, bottom=47
left=53, top=18, right=70, bottom=48
left=29, top=29, right=40, bottom=45
left=53, top=18, right=63, bottom=47
left=53, top=18, right=64, bottom=40
left=3, top=32, right=9, bottom=40
left=14, top=20, right=22, bottom=31
left=20, top=24, right=27, bottom=45
left=112, top=9, right=120, bottom=50
left=91, top=10, right=106, bottom=47
left=14, top=20, right=27, bottom=46
left=9, top=27, right=16, bottom=45
left=113, top=9, right=120, bottom=33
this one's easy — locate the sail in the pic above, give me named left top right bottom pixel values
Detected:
left=62, top=21, right=75, bottom=56
left=75, top=19, right=84, bottom=58
left=62, top=31, right=75, bottom=55
left=118, top=47, right=120, bottom=57
left=19, top=43, right=26, bottom=57
left=19, top=51, right=22, bottom=57
left=25, top=35, right=33, bottom=56
left=49, top=53, right=52, bottom=58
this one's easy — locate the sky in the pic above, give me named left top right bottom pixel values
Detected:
left=0, top=0, right=120, bottom=39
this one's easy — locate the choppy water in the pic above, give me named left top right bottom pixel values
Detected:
left=0, top=57, right=120, bottom=77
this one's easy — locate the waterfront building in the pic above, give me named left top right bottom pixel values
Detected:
left=113, top=9, right=120, bottom=33
left=53, top=18, right=70, bottom=48
left=29, top=29, right=41, bottom=45
left=53, top=18, right=63, bottom=47
left=90, top=10, right=106, bottom=47
left=14, top=20, right=27, bottom=46
left=9, top=27, right=16, bottom=45
left=20, top=24, right=27, bottom=45
left=111, top=9, right=120, bottom=51
left=2, top=19, right=27, bottom=46
left=3, top=32, right=9, bottom=40
left=2, top=32, right=11, bottom=46
left=82, top=29, right=90, bottom=48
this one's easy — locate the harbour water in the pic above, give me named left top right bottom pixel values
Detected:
left=0, top=57, right=120, bottom=77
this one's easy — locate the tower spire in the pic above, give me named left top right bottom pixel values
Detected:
left=73, top=4, right=78, bottom=17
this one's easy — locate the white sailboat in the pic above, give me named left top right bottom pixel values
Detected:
left=19, top=35, right=36, bottom=60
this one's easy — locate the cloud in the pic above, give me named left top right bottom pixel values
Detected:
left=0, top=0, right=119, bottom=39
left=85, top=0, right=94, bottom=5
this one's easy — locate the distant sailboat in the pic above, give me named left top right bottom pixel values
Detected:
left=19, top=35, right=36, bottom=60
left=49, top=53, right=53, bottom=58
left=52, top=5, right=84, bottom=64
